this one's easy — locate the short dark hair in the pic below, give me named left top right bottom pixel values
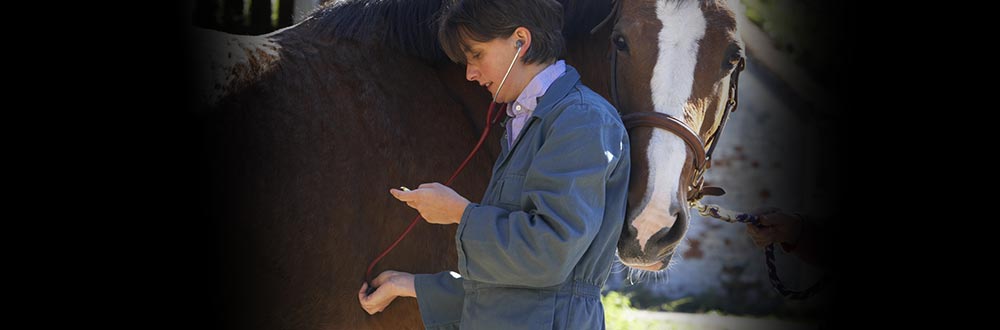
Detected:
left=438, top=0, right=565, bottom=65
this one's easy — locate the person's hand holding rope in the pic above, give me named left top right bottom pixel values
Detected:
left=745, top=207, right=804, bottom=251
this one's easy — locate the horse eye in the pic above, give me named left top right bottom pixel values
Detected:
left=723, top=54, right=741, bottom=70
left=613, top=35, right=629, bottom=52
left=722, top=44, right=744, bottom=70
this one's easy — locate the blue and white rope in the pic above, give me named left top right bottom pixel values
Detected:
left=693, top=201, right=827, bottom=300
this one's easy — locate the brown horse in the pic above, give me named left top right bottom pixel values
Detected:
left=194, top=0, right=744, bottom=329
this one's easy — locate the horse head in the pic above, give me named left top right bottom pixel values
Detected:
left=588, top=0, right=746, bottom=271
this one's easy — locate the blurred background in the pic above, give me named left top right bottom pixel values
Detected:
left=185, top=0, right=847, bottom=328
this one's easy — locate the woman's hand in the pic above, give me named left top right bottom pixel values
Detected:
left=390, top=183, right=470, bottom=225
left=358, top=270, right=416, bottom=315
left=745, top=208, right=803, bottom=248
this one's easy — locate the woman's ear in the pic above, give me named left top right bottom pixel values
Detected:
left=512, top=27, right=531, bottom=60
left=513, top=27, right=531, bottom=48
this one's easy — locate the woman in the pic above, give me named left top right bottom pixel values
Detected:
left=359, top=0, right=630, bottom=328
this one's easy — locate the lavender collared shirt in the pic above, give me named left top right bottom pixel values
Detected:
left=506, top=60, right=566, bottom=145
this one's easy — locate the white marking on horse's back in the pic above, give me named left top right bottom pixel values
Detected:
left=630, top=0, right=707, bottom=252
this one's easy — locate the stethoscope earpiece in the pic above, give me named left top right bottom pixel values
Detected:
left=493, top=40, right=523, bottom=103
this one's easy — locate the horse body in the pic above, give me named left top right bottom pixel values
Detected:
left=196, top=0, right=743, bottom=328
left=202, top=19, right=489, bottom=329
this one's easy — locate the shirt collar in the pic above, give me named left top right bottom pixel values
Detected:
left=507, top=60, right=566, bottom=118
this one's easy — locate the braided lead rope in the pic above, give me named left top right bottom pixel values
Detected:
left=693, top=201, right=827, bottom=300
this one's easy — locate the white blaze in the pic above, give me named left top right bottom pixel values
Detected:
left=631, top=0, right=706, bottom=252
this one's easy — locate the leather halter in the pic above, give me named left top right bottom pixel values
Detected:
left=610, top=43, right=746, bottom=203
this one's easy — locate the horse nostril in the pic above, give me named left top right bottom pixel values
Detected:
left=656, top=211, right=687, bottom=245
left=674, top=211, right=686, bottom=228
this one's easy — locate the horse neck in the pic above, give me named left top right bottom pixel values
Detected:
left=565, top=23, right=614, bottom=107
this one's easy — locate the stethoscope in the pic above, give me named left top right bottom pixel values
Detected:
left=492, top=39, right=524, bottom=104
left=364, top=39, right=525, bottom=294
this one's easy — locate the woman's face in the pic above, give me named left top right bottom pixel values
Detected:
left=462, top=36, right=523, bottom=103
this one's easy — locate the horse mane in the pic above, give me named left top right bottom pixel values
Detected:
left=562, top=0, right=615, bottom=37
left=309, top=0, right=447, bottom=62
left=306, top=0, right=615, bottom=63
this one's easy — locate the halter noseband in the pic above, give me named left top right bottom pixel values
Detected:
left=610, top=44, right=746, bottom=204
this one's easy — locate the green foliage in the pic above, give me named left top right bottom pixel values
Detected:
left=742, top=0, right=822, bottom=62
left=602, top=291, right=659, bottom=330
left=660, top=297, right=693, bottom=312
left=739, top=0, right=846, bottom=89
left=603, top=291, right=636, bottom=329
left=602, top=290, right=821, bottom=329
